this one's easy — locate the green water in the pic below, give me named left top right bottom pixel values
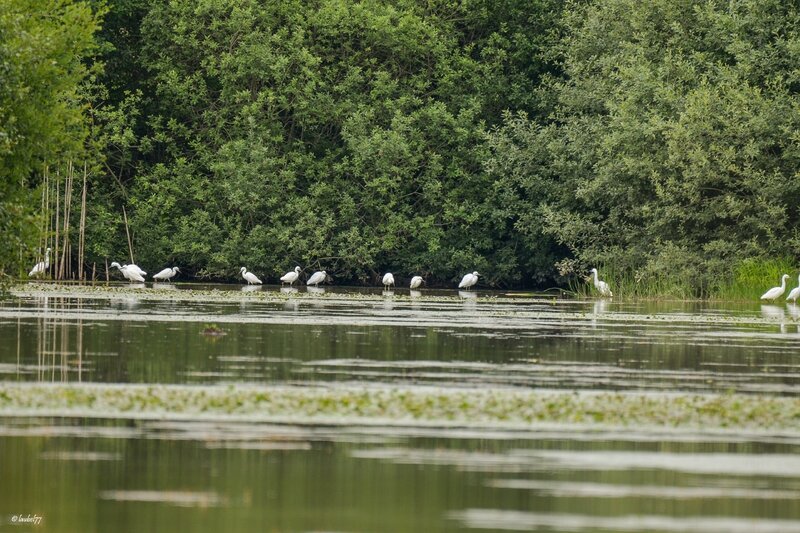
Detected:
left=1, top=285, right=800, bottom=531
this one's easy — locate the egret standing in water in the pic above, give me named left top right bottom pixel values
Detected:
left=124, top=263, right=146, bottom=276
left=787, top=274, right=800, bottom=303
left=458, top=271, right=480, bottom=290
left=410, top=276, right=424, bottom=289
left=307, top=270, right=327, bottom=286
left=111, top=262, right=145, bottom=283
left=280, top=266, right=301, bottom=286
left=590, top=268, right=613, bottom=297
left=761, top=274, right=789, bottom=301
left=240, top=267, right=262, bottom=285
left=28, top=247, right=51, bottom=277
left=153, top=266, right=180, bottom=282
left=382, top=272, right=395, bottom=289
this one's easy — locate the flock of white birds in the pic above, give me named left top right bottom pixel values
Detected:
left=24, top=250, right=598, bottom=295
left=239, top=266, right=478, bottom=290
left=26, top=250, right=480, bottom=290
left=25, top=248, right=800, bottom=301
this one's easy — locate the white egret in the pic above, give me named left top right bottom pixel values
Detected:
left=382, top=272, right=395, bottom=289
left=761, top=274, right=789, bottom=301
left=786, top=274, right=800, bottom=303
left=410, top=275, right=424, bottom=289
left=153, top=266, right=180, bottom=282
left=458, top=271, right=480, bottom=290
left=240, top=267, right=262, bottom=285
left=111, top=262, right=145, bottom=283
left=124, top=269, right=145, bottom=283
left=28, top=248, right=51, bottom=277
left=124, top=263, right=147, bottom=276
left=280, top=266, right=301, bottom=285
left=307, top=270, right=327, bottom=286
left=590, top=268, right=613, bottom=297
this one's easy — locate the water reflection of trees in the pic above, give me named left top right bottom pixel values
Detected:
left=25, top=296, right=85, bottom=382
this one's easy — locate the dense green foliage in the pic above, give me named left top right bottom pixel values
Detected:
left=487, top=0, right=800, bottom=295
left=89, top=0, right=560, bottom=285
left=5, top=0, right=800, bottom=293
left=0, top=0, right=102, bottom=280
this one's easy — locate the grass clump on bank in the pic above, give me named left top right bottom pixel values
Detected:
left=570, top=257, right=798, bottom=301
left=711, top=258, right=797, bottom=301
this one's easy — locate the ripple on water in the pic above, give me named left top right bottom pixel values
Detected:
left=39, top=451, right=121, bottom=461
left=98, top=490, right=227, bottom=508
left=485, top=479, right=800, bottom=500
left=352, top=448, right=800, bottom=477
left=449, top=510, right=800, bottom=532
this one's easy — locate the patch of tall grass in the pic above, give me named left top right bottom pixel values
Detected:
left=571, top=257, right=798, bottom=301
left=570, top=263, right=700, bottom=300
left=711, top=257, right=797, bottom=301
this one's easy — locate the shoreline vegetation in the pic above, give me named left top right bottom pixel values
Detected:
left=4, top=1, right=800, bottom=298
left=0, top=383, right=798, bottom=434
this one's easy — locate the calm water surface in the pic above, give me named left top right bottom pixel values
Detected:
left=1, top=284, right=799, bottom=532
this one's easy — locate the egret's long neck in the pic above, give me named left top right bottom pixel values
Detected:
left=782, top=277, right=787, bottom=289
left=593, top=271, right=600, bottom=285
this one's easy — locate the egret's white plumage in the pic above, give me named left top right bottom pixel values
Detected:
left=124, top=263, right=146, bottom=276
left=125, top=270, right=145, bottom=283
left=787, top=274, right=800, bottom=303
left=307, top=270, right=327, bottom=286
left=590, top=268, right=613, bottom=297
left=410, top=276, right=423, bottom=289
left=240, top=267, right=262, bottom=285
left=153, top=267, right=180, bottom=282
left=382, top=272, right=395, bottom=289
left=28, top=247, right=51, bottom=277
left=111, top=262, right=145, bottom=282
left=280, top=266, right=301, bottom=285
left=458, top=271, right=480, bottom=290
left=761, top=274, right=789, bottom=301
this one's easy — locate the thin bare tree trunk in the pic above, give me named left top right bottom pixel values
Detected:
left=122, top=205, right=134, bottom=264
left=78, top=163, right=88, bottom=281
left=44, top=166, right=51, bottom=278
left=59, top=161, right=74, bottom=280
left=38, top=165, right=47, bottom=270
left=54, top=170, right=60, bottom=280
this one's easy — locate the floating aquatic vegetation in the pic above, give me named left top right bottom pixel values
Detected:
left=200, top=324, right=227, bottom=337
left=0, top=383, right=798, bottom=433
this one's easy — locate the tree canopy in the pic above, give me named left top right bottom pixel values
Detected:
left=0, top=0, right=102, bottom=280
left=486, top=0, right=800, bottom=294
left=4, top=0, right=800, bottom=294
